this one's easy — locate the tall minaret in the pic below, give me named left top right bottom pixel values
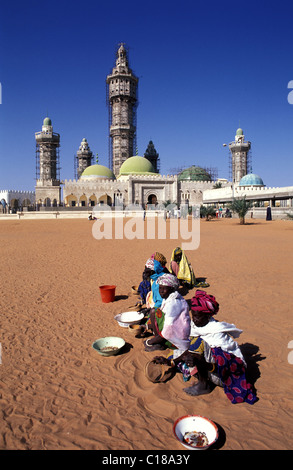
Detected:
left=144, top=140, right=160, bottom=173
left=106, top=44, right=138, bottom=176
left=75, top=138, right=93, bottom=179
left=35, top=117, right=61, bottom=205
left=228, top=128, right=251, bottom=184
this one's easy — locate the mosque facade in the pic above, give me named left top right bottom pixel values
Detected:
left=38, top=44, right=227, bottom=210
left=1, top=44, right=292, bottom=215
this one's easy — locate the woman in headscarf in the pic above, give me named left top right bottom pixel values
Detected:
left=151, top=252, right=170, bottom=273
left=170, top=247, right=196, bottom=288
left=155, top=290, right=257, bottom=404
left=143, top=273, right=190, bottom=355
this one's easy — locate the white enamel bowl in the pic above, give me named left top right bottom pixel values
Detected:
left=92, top=336, right=125, bottom=356
left=173, top=415, right=218, bottom=450
left=114, top=311, right=144, bottom=328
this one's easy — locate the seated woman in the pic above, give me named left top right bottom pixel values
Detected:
left=170, top=247, right=196, bottom=288
left=144, top=258, right=167, bottom=309
left=151, top=252, right=170, bottom=273
left=154, top=290, right=257, bottom=404
left=137, top=259, right=154, bottom=306
left=143, top=273, right=190, bottom=355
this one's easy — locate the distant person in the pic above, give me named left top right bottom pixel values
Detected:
left=266, top=206, right=272, bottom=221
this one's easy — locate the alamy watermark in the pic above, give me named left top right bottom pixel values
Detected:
left=288, top=341, right=293, bottom=365
left=91, top=203, right=200, bottom=251
left=288, top=80, right=293, bottom=104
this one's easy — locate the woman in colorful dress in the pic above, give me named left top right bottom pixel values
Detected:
left=143, top=273, right=190, bottom=355
left=155, top=290, right=257, bottom=404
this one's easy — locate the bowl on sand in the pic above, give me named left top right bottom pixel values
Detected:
left=173, top=415, right=218, bottom=450
left=131, top=285, right=140, bottom=295
left=128, top=324, right=145, bottom=337
left=114, top=311, right=144, bottom=328
left=92, top=336, right=125, bottom=356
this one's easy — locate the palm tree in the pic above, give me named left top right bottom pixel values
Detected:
left=228, top=196, right=253, bottom=225
left=200, top=205, right=216, bottom=221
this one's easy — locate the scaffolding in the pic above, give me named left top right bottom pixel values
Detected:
left=74, top=151, right=94, bottom=180
left=35, top=137, right=61, bottom=182
left=228, top=142, right=252, bottom=181
left=106, top=44, right=139, bottom=173
left=168, top=164, right=218, bottom=181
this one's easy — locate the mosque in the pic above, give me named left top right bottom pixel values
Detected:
left=1, top=44, right=293, bottom=215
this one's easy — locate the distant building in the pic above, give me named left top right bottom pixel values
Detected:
left=0, top=189, right=35, bottom=212
left=229, top=128, right=251, bottom=184
left=2, top=44, right=292, bottom=217
left=106, top=43, right=138, bottom=177
left=144, top=140, right=160, bottom=173
left=35, top=117, right=61, bottom=206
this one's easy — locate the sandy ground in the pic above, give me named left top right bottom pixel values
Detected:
left=0, top=216, right=293, bottom=451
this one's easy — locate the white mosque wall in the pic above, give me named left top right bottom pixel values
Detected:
left=203, top=184, right=293, bottom=204
left=0, top=189, right=35, bottom=206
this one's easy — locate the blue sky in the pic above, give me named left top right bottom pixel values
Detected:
left=1, top=0, right=293, bottom=191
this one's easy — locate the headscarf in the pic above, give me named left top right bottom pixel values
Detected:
left=170, top=248, right=196, bottom=287
left=150, top=260, right=165, bottom=308
left=174, top=247, right=182, bottom=257
left=152, top=252, right=167, bottom=266
left=190, top=290, right=219, bottom=316
left=157, top=273, right=180, bottom=290
left=145, top=258, right=154, bottom=270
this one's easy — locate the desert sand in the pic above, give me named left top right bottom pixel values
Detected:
left=0, top=216, right=293, bottom=450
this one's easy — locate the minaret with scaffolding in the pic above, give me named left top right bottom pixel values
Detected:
left=228, top=128, right=251, bottom=184
left=35, top=117, right=61, bottom=206
left=106, top=43, right=138, bottom=176
left=144, top=140, right=160, bottom=173
left=74, top=138, right=93, bottom=179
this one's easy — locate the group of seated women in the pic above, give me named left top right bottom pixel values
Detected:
left=136, top=249, right=257, bottom=405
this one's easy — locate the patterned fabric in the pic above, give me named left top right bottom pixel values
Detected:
left=190, top=290, right=219, bottom=316
left=157, top=273, right=180, bottom=289
left=211, top=347, right=257, bottom=404
left=138, top=280, right=151, bottom=303
left=145, top=258, right=154, bottom=270
left=153, top=252, right=167, bottom=266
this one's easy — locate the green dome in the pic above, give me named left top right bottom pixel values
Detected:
left=178, top=165, right=211, bottom=182
left=236, top=128, right=243, bottom=136
left=119, top=156, right=156, bottom=175
left=43, top=117, right=52, bottom=126
left=80, top=164, right=115, bottom=180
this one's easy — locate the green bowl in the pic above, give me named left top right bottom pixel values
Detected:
left=92, top=336, right=125, bottom=356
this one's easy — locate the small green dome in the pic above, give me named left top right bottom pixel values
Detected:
left=80, top=164, right=115, bottom=180
left=236, top=128, right=243, bottom=136
left=178, top=165, right=211, bottom=182
left=119, top=156, right=156, bottom=175
left=43, top=117, right=52, bottom=126
left=82, top=138, right=87, bottom=142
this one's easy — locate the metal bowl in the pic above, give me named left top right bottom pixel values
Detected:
left=173, top=415, right=218, bottom=450
left=92, top=336, right=125, bottom=356
left=114, top=311, right=144, bottom=328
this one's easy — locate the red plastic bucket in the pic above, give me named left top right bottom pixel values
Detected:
left=99, top=285, right=116, bottom=303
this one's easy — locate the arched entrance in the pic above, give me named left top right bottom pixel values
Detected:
left=147, top=194, right=158, bottom=206
left=99, top=194, right=112, bottom=206
left=65, top=194, right=78, bottom=207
